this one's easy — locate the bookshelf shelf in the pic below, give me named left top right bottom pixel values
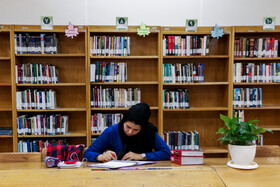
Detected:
left=91, top=81, right=158, bottom=85
left=234, top=83, right=280, bottom=86
left=163, top=82, right=229, bottom=86
left=18, top=132, right=86, bottom=138
left=0, top=135, right=13, bottom=138
left=0, top=57, right=11, bottom=60
left=233, top=105, right=280, bottom=110
left=0, top=83, right=11, bottom=86
left=91, top=133, right=101, bottom=136
left=90, top=56, right=158, bottom=59
left=17, top=83, right=86, bottom=87
left=0, top=108, right=12, bottom=111
left=163, top=107, right=229, bottom=112
left=234, top=57, right=280, bottom=61
left=202, top=147, right=228, bottom=154
left=91, top=107, right=159, bottom=111
left=163, top=55, right=229, bottom=59
left=265, top=127, right=280, bottom=131
left=16, top=54, right=86, bottom=57
left=17, top=108, right=87, bottom=112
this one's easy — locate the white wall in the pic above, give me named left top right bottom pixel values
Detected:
left=0, top=0, right=280, bottom=26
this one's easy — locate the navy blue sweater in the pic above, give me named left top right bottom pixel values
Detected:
left=84, top=124, right=170, bottom=162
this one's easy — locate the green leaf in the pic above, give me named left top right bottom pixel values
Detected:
left=220, top=114, right=231, bottom=128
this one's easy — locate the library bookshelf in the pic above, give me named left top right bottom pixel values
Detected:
left=12, top=25, right=88, bottom=151
left=233, top=26, right=280, bottom=147
left=0, top=25, right=13, bottom=152
left=87, top=26, right=161, bottom=145
left=160, top=26, right=233, bottom=156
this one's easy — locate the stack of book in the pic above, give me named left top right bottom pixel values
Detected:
left=170, top=149, right=203, bottom=165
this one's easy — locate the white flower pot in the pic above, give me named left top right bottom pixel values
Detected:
left=228, top=144, right=256, bottom=165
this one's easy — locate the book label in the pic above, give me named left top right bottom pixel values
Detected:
left=263, top=17, right=275, bottom=30
left=186, top=19, right=198, bottom=32
left=41, top=16, right=53, bottom=30
left=116, top=17, right=128, bottom=30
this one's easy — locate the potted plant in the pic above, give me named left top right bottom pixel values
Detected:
left=217, top=114, right=272, bottom=166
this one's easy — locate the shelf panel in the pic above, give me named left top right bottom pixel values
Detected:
left=18, top=132, right=86, bottom=138
left=263, top=126, right=280, bottom=131
left=0, top=57, right=10, bottom=60
left=17, top=108, right=86, bottom=112
left=16, top=54, right=85, bottom=57
left=234, top=57, right=280, bottom=61
left=202, top=147, right=228, bottom=154
left=90, top=56, right=158, bottom=59
left=91, top=133, right=101, bottom=136
left=91, top=107, right=159, bottom=111
left=17, top=83, right=86, bottom=87
left=91, top=81, right=158, bottom=85
left=234, top=82, right=280, bottom=86
left=163, top=82, right=229, bottom=86
left=234, top=105, right=280, bottom=110
left=163, top=107, right=228, bottom=112
left=0, top=83, right=11, bottom=86
left=0, top=135, right=13, bottom=138
left=163, top=55, right=229, bottom=59
left=0, top=108, right=12, bottom=112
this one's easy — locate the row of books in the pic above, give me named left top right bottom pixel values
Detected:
left=90, top=62, right=127, bottom=82
left=234, top=37, right=279, bottom=58
left=17, top=114, right=68, bottom=135
left=0, top=127, right=12, bottom=135
left=170, top=149, right=203, bottom=165
left=163, top=89, right=190, bottom=109
left=14, top=33, right=58, bottom=54
left=233, top=109, right=264, bottom=146
left=163, top=131, right=199, bottom=150
left=233, top=88, right=262, bottom=107
left=16, top=89, right=57, bottom=109
left=18, top=139, right=67, bottom=153
left=15, top=63, right=59, bottom=84
left=91, top=113, right=123, bottom=133
left=163, top=63, right=204, bottom=83
left=234, top=62, right=280, bottom=83
left=163, top=35, right=210, bottom=56
left=91, top=86, right=141, bottom=108
left=90, top=36, right=130, bottom=56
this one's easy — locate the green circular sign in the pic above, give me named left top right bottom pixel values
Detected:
left=188, top=20, right=195, bottom=27
left=118, top=18, right=126, bottom=24
left=43, top=17, right=51, bottom=24
left=265, top=18, right=273, bottom=24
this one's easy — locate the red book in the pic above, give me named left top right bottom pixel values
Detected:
left=170, top=154, right=203, bottom=165
left=171, top=149, right=203, bottom=156
left=172, top=36, right=175, bottom=55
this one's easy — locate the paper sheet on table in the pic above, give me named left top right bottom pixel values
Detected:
left=87, top=160, right=155, bottom=169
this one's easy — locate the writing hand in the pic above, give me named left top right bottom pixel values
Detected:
left=121, top=151, right=142, bottom=161
left=97, top=150, right=117, bottom=162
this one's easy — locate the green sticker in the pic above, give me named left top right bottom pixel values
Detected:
left=186, top=19, right=198, bottom=32
left=41, top=16, right=53, bottom=30
left=116, top=17, right=128, bottom=30
left=263, top=17, right=275, bottom=30
left=137, top=22, right=150, bottom=37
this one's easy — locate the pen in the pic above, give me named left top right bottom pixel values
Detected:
left=91, top=168, right=112, bottom=171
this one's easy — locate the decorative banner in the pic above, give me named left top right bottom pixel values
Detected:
left=41, top=16, right=53, bottom=30
left=116, top=17, right=128, bottom=30
left=137, top=22, right=150, bottom=37
left=211, top=24, right=224, bottom=39
left=185, top=19, right=198, bottom=32
left=65, top=22, right=79, bottom=39
left=263, top=17, right=275, bottom=30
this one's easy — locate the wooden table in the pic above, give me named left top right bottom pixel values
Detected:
left=0, top=157, right=279, bottom=186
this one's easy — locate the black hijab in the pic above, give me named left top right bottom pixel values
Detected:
left=117, top=103, right=157, bottom=159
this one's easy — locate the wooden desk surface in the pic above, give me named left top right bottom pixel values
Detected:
left=0, top=158, right=279, bottom=186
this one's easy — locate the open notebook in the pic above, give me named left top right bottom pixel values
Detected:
left=87, top=160, right=155, bottom=169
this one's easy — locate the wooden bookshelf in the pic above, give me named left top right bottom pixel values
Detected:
left=160, top=26, right=233, bottom=155
left=0, top=25, right=13, bottom=152
left=233, top=26, right=280, bottom=148
left=13, top=25, right=88, bottom=151
left=88, top=26, right=161, bottom=143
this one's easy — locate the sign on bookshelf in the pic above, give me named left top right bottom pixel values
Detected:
left=137, top=22, right=150, bottom=37
left=41, top=16, right=53, bottom=30
left=263, top=17, right=275, bottom=30
left=116, top=17, right=128, bottom=30
left=185, top=19, right=197, bottom=32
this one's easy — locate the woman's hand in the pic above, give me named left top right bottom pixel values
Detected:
left=96, top=150, right=117, bottom=162
left=121, top=151, right=142, bottom=161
